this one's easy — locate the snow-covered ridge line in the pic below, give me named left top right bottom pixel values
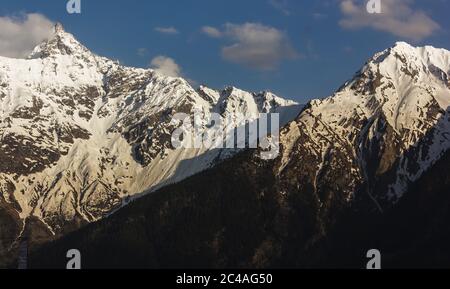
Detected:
left=0, top=23, right=301, bottom=236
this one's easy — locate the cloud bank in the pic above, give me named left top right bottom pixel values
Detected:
left=154, top=27, right=179, bottom=35
left=268, top=0, right=291, bottom=16
left=150, top=56, right=181, bottom=77
left=201, top=26, right=222, bottom=38
left=203, top=23, right=299, bottom=70
left=339, top=0, right=440, bottom=41
left=0, top=13, right=54, bottom=58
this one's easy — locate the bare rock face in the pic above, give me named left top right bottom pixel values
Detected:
left=0, top=24, right=301, bottom=262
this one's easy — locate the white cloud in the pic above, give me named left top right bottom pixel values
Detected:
left=312, top=13, right=328, bottom=20
left=149, top=56, right=198, bottom=86
left=217, top=23, right=299, bottom=70
left=154, top=27, right=179, bottom=35
left=339, top=0, right=440, bottom=41
left=150, top=56, right=181, bottom=77
left=201, top=26, right=222, bottom=38
left=137, top=48, right=148, bottom=57
left=0, top=13, right=54, bottom=58
left=268, top=0, right=291, bottom=16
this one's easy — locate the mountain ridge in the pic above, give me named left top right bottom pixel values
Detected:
left=1, top=23, right=450, bottom=268
left=0, top=23, right=301, bottom=264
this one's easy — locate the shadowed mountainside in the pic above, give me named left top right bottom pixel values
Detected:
left=28, top=145, right=450, bottom=268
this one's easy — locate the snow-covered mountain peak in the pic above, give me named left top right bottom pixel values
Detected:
left=54, top=22, right=65, bottom=34
left=216, top=86, right=281, bottom=118
left=196, top=85, right=300, bottom=119
left=282, top=42, right=450, bottom=204
left=218, top=86, right=295, bottom=107
left=219, top=86, right=247, bottom=100
left=353, top=42, right=450, bottom=111
left=391, top=41, right=450, bottom=64
left=28, top=23, right=95, bottom=60
left=197, top=85, right=220, bottom=104
left=391, top=41, right=415, bottom=53
left=367, top=42, right=450, bottom=76
left=256, top=91, right=298, bottom=110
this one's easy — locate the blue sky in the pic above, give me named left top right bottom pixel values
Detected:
left=0, top=0, right=449, bottom=103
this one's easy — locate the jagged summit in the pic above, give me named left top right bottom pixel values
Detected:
left=54, top=22, right=65, bottom=34
left=197, top=85, right=300, bottom=117
left=369, top=41, right=450, bottom=72
left=28, top=22, right=93, bottom=59
left=391, top=41, right=415, bottom=52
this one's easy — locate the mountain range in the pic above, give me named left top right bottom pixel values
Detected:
left=1, top=24, right=449, bottom=268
